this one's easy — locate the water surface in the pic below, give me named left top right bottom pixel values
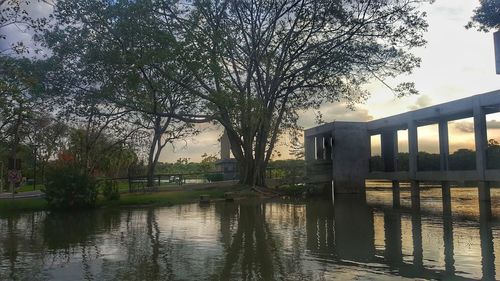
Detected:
left=1, top=188, right=500, bottom=280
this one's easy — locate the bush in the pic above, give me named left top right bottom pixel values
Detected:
left=102, top=180, right=120, bottom=201
left=43, top=165, right=98, bottom=209
left=205, top=173, right=224, bottom=182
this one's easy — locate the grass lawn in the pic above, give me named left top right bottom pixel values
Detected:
left=0, top=198, right=48, bottom=213
left=0, top=184, right=257, bottom=213
left=16, top=184, right=45, bottom=193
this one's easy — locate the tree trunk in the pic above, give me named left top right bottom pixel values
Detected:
left=146, top=117, right=166, bottom=188
left=234, top=152, right=267, bottom=187
left=146, top=133, right=159, bottom=188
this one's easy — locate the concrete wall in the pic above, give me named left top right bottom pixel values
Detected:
left=331, top=122, right=369, bottom=194
left=304, top=122, right=370, bottom=195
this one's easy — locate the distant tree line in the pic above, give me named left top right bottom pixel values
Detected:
left=370, top=139, right=500, bottom=172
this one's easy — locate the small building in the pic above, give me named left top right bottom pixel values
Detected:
left=215, top=130, right=238, bottom=180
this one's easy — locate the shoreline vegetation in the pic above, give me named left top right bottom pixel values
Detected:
left=0, top=185, right=261, bottom=213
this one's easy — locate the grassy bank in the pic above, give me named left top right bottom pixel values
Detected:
left=0, top=185, right=256, bottom=213
left=0, top=198, right=48, bottom=212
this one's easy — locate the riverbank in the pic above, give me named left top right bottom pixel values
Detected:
left=0, top=185, right=258, bottom=213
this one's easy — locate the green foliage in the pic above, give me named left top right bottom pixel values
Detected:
left=467, top=0, right=500, bottom=31
left=43, top=165, right=98, bottom=209
left=205, top=173, right=224, bottom=182
left=487, top=139, right=500, bottom=169
left=101, top=180, right=120, bottom=201
left=66, top=128, right=138, bottom=177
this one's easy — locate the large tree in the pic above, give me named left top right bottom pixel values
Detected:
left=43, top=0, right=205, bottom=186
left=163, top=0, right=430, bottom=186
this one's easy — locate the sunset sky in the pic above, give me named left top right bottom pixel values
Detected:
left=2, top=1, right=500, bottom=162
left=163, top=0, right=500, bottom=162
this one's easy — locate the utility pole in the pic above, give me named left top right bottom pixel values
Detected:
left=495, top=31, right=500, bottom=74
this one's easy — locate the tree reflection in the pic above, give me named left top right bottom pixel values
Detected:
left=214, top=202, right=285, bottom=280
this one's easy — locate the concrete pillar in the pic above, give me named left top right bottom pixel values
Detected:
left=408, top=120, right=420, bottom=210
left=442, top=182, right=452, bottom=215
left=438, top=120, right=452, bottom=216
left=221, top=129, right=231, bottom=160
left=479, top=182, right=492, bottom=221
left=382, top=130, right=400, bottom=208
left=316, top=136, right=324, bottom=160
left=473, top=102, right=488, bottom=178
left=304, top=136, right=316, bottom=161
left=408, top=120, right=418, bottom=178
left=438, top=120, right=450, bottom=171
left=381, top=130, right=398, bottom=172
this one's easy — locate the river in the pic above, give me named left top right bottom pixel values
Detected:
left=1, top=188, right=500, bottom=280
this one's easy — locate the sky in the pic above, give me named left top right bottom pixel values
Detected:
left=2, top=1, right=500, bottom=162
left=164, top=0, right=500, bottom=161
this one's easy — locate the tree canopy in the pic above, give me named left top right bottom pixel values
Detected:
left=467, top=0, right=500, bottom=32
left=164, top=0, right=430, bottom=185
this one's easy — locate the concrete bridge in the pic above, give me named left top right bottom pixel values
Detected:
left=304, top=90, right=500, bottom=216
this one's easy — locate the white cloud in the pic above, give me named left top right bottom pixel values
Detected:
left=300, top=102, right=373, bottom=129
left=408, top=95, right=433, bottom=110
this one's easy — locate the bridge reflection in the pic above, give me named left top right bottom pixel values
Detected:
left=304, top=196, right=497, bottom=280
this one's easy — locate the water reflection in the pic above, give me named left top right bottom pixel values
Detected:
left=0, top=195, right=499, bottom=280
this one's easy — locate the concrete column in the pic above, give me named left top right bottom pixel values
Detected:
left=408, top=120, right=420, bottom=209
left=474, top=103, right=492, bottom=215
left=316, top=136, right=324, bottom=160
left=220, top=129, right=231, bottom=160
left=382, top=130, right=400, bottom=208
left=442, top=182, right=452, bottom=215
left=479, top=182, right=492, bottom=221
left=408, top=120, right=418, bottom=178
left=438, top=120, right=450, bottom=171
left=474, top=102, right=488, bottom=178
left=304, top=136, right=316, bottom=161
left=381, top=130, right=398, bottom=172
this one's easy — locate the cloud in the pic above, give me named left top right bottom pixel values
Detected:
left=408, top=95, right=432, bottom=110
left=488, top=120, right=500, bottom=129
left=453, top=121, right=474, bottom=134
left=450, top=120, right=500, bottom=135
left=299, top=102, right=373, bottom=129
left=159, top=123, right=222, bottom=163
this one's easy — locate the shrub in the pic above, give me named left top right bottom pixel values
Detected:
left=102, top=180, right=120, bottom=201
left=205, top=173, right=224, bottom=182
left=43, top=165, right=98, bottom=209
